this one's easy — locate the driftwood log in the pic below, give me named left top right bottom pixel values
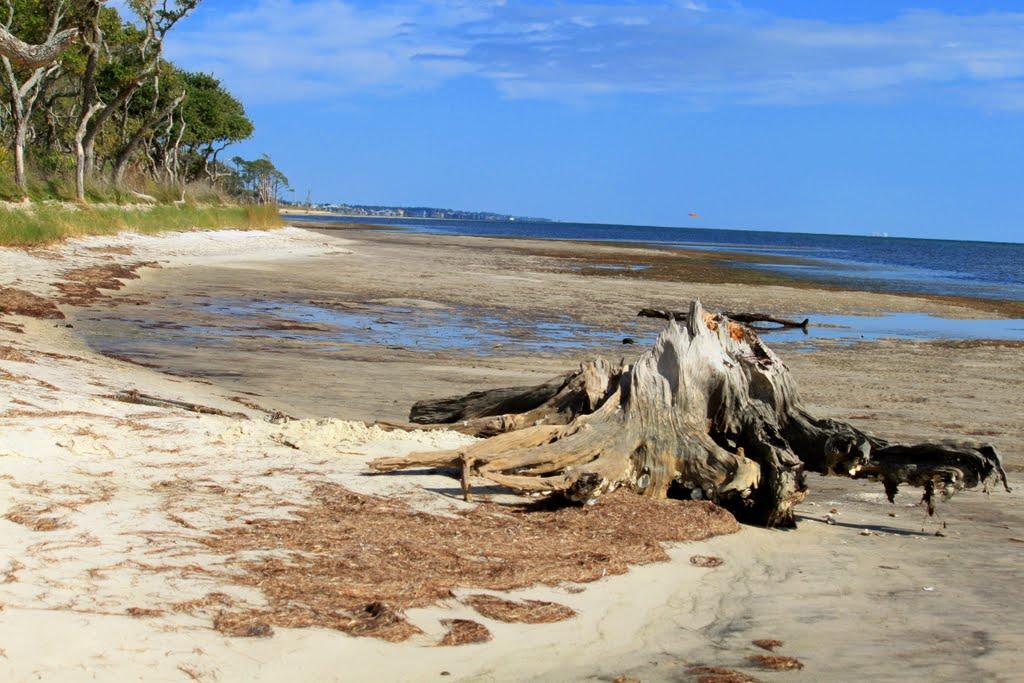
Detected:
left=372, top=301, right=1009, bottom=527
left=639, top=307, right=809, bottom=331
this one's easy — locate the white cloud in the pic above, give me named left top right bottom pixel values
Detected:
left=164, top=1, right=1024, bottom=109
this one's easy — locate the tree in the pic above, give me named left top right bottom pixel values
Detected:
left=0, top=5, right=76, bottom=67
left=179, top=71, right=252, bottom=182
left=2, top=0, right=75, bottom=193
left=0, top=0, right=267, bottom=202
left=231, top=154, right=289, bottom=204
left=77, top=0, right=197, bottom=190
left=110, top=59, right=186, bottom=187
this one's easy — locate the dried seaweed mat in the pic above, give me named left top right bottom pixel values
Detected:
left=194, top=484, right=738, bottom=642
left=463, top=594, right=576, bottom=624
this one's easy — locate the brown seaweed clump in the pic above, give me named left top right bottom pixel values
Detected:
left=0, top=287, right=64, bottom=319
left=196, top=484, right=738, bottom=641
left=463, top=594, right=576, bottom=624
left=437, top=619, right=492, bottom=646
left=747, top=654, right=805, bottom=671
left=687, top=665, right=761, bottom=683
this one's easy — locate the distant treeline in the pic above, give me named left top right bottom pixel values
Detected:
left=0, top=0, right=288, bottom=205
left=313, top=203, right=551, bottom=222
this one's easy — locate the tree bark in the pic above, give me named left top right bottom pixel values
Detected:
left=0, top=25, right=75, bottom=68
left=75, top=102, right=102, bottom=202
left=409, top=360, right=622, bottom=437
left=112, top=91, right=185, bottom=188
left=373, top=301, right=1009, bottom=527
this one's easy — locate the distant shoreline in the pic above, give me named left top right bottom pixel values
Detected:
left=286, top=213, right=1024, bottom=317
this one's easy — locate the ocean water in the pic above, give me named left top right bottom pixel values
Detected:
left=291, top=215, right=1024, bottom=301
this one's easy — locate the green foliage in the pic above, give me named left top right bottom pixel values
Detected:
left=230, top=154, right=291, bottom=204
left=182, top=71, right=254, bottom=153
left=0, top=204, right=283, bottom=246
left=0, top=0, right=269, bottom=204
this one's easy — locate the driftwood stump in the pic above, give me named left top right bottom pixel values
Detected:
left=373, top=301, right=1009, bottom=527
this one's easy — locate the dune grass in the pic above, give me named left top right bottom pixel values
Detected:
left=0, top=204, right=283, bottom=247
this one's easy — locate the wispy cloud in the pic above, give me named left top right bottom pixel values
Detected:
left=164, top=1, right=1024, bottom=108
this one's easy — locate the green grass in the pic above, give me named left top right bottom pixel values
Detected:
left=0, top=204, right=283, bottom=246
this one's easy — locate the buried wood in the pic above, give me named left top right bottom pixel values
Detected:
left=108, top=390, right=249, bottom=420
left=372, top=300, right=1009, bottom=528
left=638, top=307, right=809, bottom=331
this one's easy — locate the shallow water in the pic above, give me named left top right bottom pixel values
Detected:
left=79, top=296, right=1024, bottom=364
left=80, top=297, right=644, bottom=357
left=765, top=312, right=1024, bottom=344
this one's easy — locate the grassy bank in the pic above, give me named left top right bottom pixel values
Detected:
left=0, top=204, right=282, bottom=247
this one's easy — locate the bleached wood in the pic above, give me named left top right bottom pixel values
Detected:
left=372, top=301, right=1009, bottom=527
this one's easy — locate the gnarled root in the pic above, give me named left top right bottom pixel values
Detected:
left=372, top=301, right=1009, bottom=527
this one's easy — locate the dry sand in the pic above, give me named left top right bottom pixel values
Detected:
left=0, top=226, right=1020, bottom=681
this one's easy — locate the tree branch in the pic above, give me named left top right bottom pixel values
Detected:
left=0, top=25, right=76, bottom=69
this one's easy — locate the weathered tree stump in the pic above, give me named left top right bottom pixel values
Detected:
left=373, top=301, right=1009, bottom=527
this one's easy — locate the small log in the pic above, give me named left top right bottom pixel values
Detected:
left=639, top=308, right=809, bottom=331
left=409, top=374, right=572, bottom=424
left=109, top=390, right=249, bottom=420
left=373, top=301, right=1009, bottom=528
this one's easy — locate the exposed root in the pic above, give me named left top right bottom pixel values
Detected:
left=375, top=300, right=1010, bottom=527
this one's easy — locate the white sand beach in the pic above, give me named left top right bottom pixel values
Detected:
left=0, top=226, right=1020, bottom=682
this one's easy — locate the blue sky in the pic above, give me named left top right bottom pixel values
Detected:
left=159, top=0, right=1024, bottom=241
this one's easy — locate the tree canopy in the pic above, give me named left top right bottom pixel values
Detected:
left=0, top=0, right=284, bottom=204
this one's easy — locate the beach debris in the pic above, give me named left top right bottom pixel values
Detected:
left=923, top=586, right=936, bottom=592
left=4, top=505, right=68, bottom=531
left=612, top=676, right=641, bottom=683
left=686, top=665, right=761, bottom=683
left=751, top=639, right=783, bottom=652
left=825, top=514, right=836, bottom=525
left=0, top=344, right=32, bottom=362
left=374, top=301, right=1009, bottom=528
left=438, top=619, right=492, bottom=646
left=638, top=307, right=809, bottom=332
left=194, top=484, right=735, bottom=641
left=107, top=390, right=249, bottom=419
left=622, top=337, right=636, bottom=345
left=54, top=261, right=158, bottom=306
left=690, top=555, right=724, bottom=568
left=747, top=654, right=804, bottom=671
left=462, top=594, right=576, bottom=623
left=212, top=611, right=274, bottom=638
left=0, top=286, right=65, bottom=319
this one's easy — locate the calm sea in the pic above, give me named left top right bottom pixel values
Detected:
left=291, top=215, right=1024, bottom=302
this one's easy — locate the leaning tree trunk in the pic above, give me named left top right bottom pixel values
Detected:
left=372, top=301, right=1009, bottom=527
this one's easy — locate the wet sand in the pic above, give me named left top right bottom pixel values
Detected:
left=1, top=226, right=1021, bottom=681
